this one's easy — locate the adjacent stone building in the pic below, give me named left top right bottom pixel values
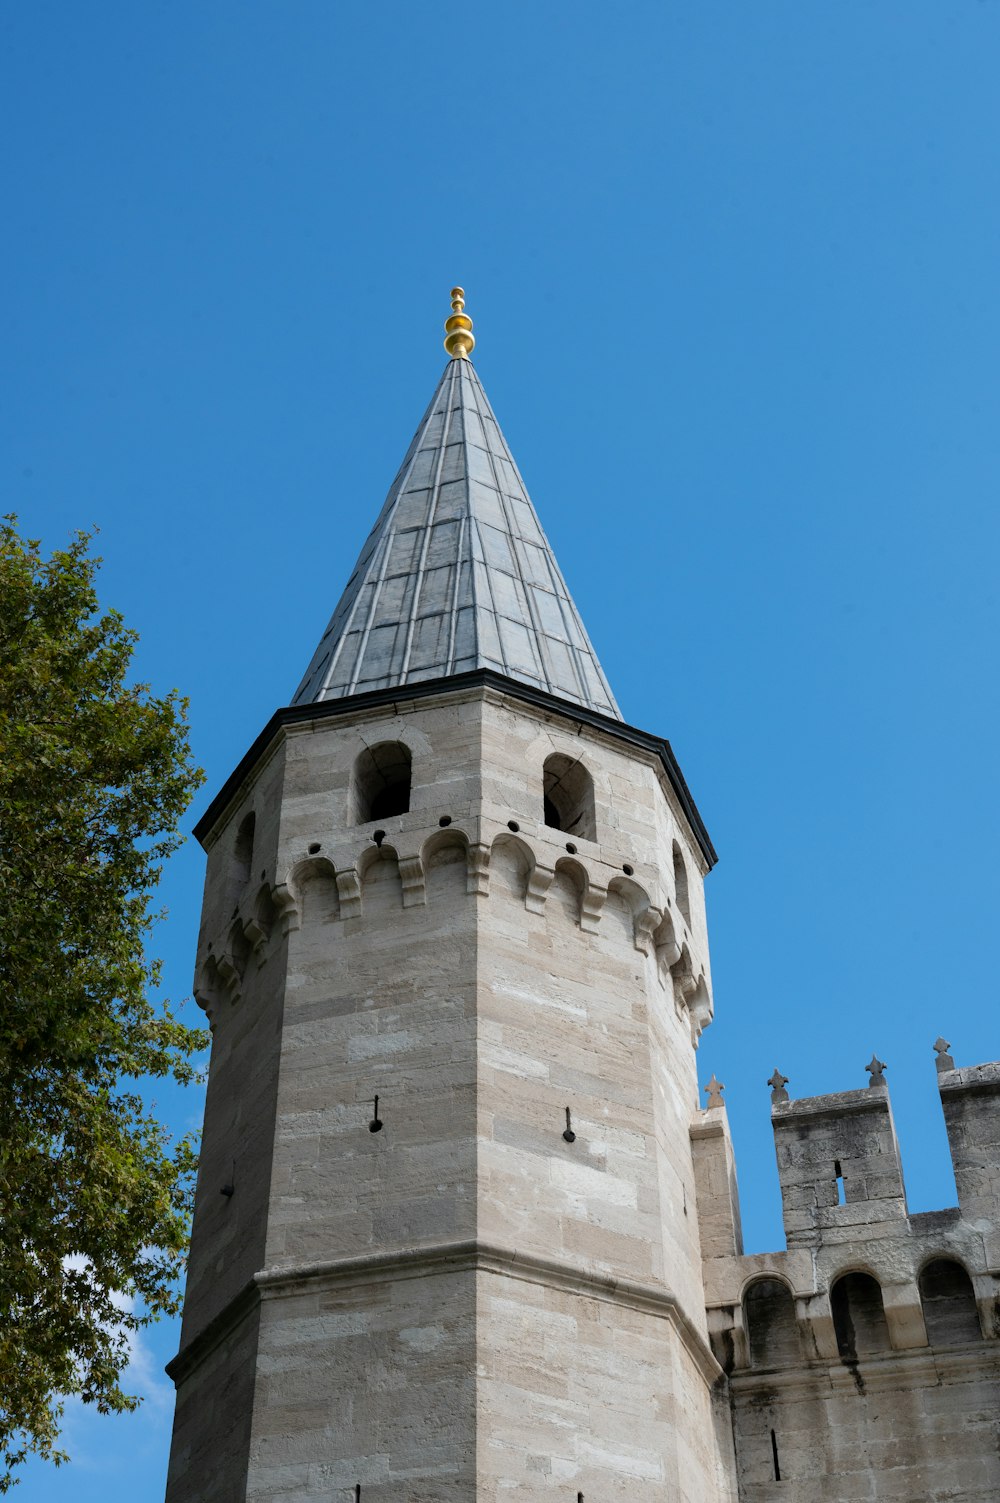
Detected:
left=165, top=293, right=999, bottom=1501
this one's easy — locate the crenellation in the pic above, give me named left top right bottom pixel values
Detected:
left=697, top=1047, right=1000, bottom=1498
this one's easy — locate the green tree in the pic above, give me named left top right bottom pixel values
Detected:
left=0, top=518, right=207, bottom=1489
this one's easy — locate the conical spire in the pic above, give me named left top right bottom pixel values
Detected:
left=292, top=352, right=620, bottom=718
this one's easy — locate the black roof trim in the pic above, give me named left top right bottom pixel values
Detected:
left=192, top=670, right=717, bottom=867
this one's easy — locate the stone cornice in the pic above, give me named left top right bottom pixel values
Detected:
left=166, top=1239, right=723, bottom=1390
left=729, top=1340, right=1000, bottom=1396
left=165, top=1277, right=259, bottom=1387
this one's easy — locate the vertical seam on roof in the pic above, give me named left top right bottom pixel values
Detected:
left=464, top=363, right=513, bottom=678
left=461, top=365, right=484, bottom=672
left=470, top=364, right=551, bottom=693
left=397, top=361, right=457, bottom=683
left=472, top=370, right=621, bottom=719
left=318, top=369, right=451, bottom=699
left=444, top=386, right=468, bottom=675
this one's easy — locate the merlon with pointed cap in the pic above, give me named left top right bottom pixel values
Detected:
left=293, top=353, right=620, bottom=717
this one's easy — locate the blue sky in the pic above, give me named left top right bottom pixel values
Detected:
left=4, top=3, right=998, bottom=1496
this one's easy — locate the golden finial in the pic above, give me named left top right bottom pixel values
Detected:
left=443, top=286, right=475, bottom=360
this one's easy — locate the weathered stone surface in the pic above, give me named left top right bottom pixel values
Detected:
left=166, top=683, right=729, bottom=1502
left=700, top=1055, right=1000, bottom=1500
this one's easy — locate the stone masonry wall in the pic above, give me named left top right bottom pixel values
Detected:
left=696, top=1055, right=1000, bottom=1501
left=166, top=682, right=736, bottom=1501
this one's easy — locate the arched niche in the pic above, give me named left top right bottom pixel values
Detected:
left=489, top=832, right=533, bottom=901
left=292, top=857, right=340, bottom=926
left=360, top=843, right=403, bottom=914
left=652, top=909, right=680, bottom=980
left=831, top=1271, right=891, bottom=1358
left=549, top=857, right=586, bottom=925
left=919, top=1258, right=982, bottom=1346
left=744, top=1278, right=801, bottom=1370
left=228, top=918, right=251, bottom=975
left=422, top=829, right=469, bottom=904
left=607, top=873, right=653, bottom=949
left=351, top=741, right=412, bottom=824
left=542, top=753, right=595, bottom=841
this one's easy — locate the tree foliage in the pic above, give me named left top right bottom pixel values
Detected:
left=0, top=519, right=207, bottom=1488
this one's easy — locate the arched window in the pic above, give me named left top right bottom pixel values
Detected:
left=351, top=741, right=412, bottom=824
left=919, top=1259, right=981, bottom=1346
left=228, top=811, right=256, bottom=909
left=542, top=754, right=595, bottom=841
left=831, top=1272, right=891, bottom=1358
left=672, top=842, right=691, bottom=926
left=744, top=1278, right=801, bottom=1369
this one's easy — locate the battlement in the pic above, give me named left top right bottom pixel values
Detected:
left=696, top=1044, right=1000, bottom=1373
left=694, top=1049, right=1000, bottom=1497
left=770, top=1072, right=906, bottom=1249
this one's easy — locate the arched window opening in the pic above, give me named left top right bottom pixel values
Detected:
left=744, top=1279, right=801, bottom=1369
left=673, top=842, right=691, bottom=926
left=831, top=1272, right=890, bottom=1358
left=542, top=754, right=595, bottom=841
left=919, top=1259, right=981, bottom=1346
left=351, top=742, right=412, bottom=825
left=228, top=812, right=256, bottom=910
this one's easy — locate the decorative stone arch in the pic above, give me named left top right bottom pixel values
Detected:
left=742, top=1275, right=802, bottom=1370
left=288, top=856, right=341, bottom=928
left=607, top=873, right=656, bottom=952
left=243, top=882, right=279, bottom=965
left=420, top=825, right=470, bottom=866
left=829, top=1269, right=892, bottom=1358
left=671, top=942, right=697, bottom=1010
left=672, top=840, right=691, bottom=927
left=226, top=917, right=252, bottom=981
left=918, top=1256, right=983, bottom=1345
left=542, top=753, right=596, bottom=841
left=227, top=809, right=256, bottom=910
left=686, top=972, right=712, bottom=1044
left=194, top=954, right=227, bottom=1026
left=357, top=841, right=399, bottom=879
left=358, top=840, right=404, bottom=914
left=549, top=855, right=589, bottom=926
left=652, top=908, right=680, bottom=974
left=420, top=827, right=471, bottom=903
left=489, top=830, right=536, bottom=903
left=351, top=740, right=412, bottom=825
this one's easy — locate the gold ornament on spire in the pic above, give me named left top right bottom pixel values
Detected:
left=443, top=287, right=475, bottom=360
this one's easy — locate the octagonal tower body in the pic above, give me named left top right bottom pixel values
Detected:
left=165, top=350, right=734, bottom=1502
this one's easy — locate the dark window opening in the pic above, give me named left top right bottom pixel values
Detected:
left=352, top=741, right=412, bottom=825
left=542, top=754, right=596, bottom=840
left=673, top=842, right=691, bottom=926
left=919, top=1258, right=981, bottom=1346
left=369, top=782, right=409, bottom=820
left=831, top=1272, right=890, bottom=1358
left=770, top=1429, right=781, bottom=1482
left=744, top=1278, right=801, bottom=1369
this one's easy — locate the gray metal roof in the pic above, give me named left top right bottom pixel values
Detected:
left=292, top=357, right=621, bottom=717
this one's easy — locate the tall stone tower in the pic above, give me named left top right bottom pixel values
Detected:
left=165, top=291, right=735, bottom=1501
